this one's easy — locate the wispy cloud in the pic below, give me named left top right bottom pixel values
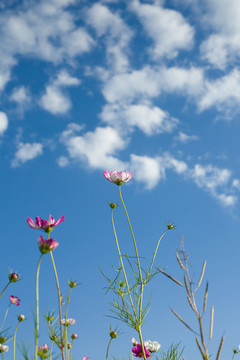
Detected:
left=11, top=142, right=43, bottom=167
left=40, top=70, right=80, bottom=115
left=0, top=112, right=8, bottom=135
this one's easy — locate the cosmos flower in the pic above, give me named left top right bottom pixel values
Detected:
left=10, top=295, right=20, bottom=306
left=82, top=357, right=90, bottom=360
left=132, top=344, right=150, bottom=358
left=103, top=170, right=133, bottom=186
left=0, top=344, right=9, bottom=353
left=61, top=318, right=76, bottom=326
left=38, top=236, right=59, bottom=254
left=38, top=344, right=49, bottom=359
left=144, top=340, right=161, bottom=353
left=27, top=214, right=64, bottom=233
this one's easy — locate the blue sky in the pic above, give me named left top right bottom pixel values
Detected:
left=0, top=0, right=240, bottom=359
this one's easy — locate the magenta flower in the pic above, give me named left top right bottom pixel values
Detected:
left=132, top=344, right=150, bottom=358
left=10, top=295, right=20, bottom=306
left=103, top=170, right=133, bottom=186
left=38, top=236, right=59, bottom=254
left=27, top=214, right=64, bottom=233
left=82, top=357, right=90, bottom=360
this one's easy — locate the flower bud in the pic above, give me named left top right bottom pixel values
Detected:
left=167, top=223, right=174, bottom=230
left=67, top=343, right=72, bottom=349
left=110, top=331, right=118, bottom=339
left=119, top=282, right=125, bottom=288
left=49, top=334, right=57, bottom=341
left=18, top=314, right=25, bottom=322
left=109, top=202, right=118, bottom=209
left=68, top=280, right=77, bottom=288
left=9, top=272, right=19, bottom=283
left=0, top=337, right=6, bottom=344
left=0, top=344, right=9, bottom=353
left=71, top=333, right=77, bottom=340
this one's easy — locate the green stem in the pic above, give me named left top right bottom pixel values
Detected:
left=50, top=252, right=64, bottom=360
left=50, top=340, right=53, bottom=360
left=138, top=327, right=147, bottom=360
left=0, top=304, right=10, bottom=331
left=111, top=209, right=138, bottom=325
left=13, top=322, right=20, bottom=360
left=35, top=254, right=43, bottom=360
left=0, top=282, right=10, bottom=299
left=147, top=229, right=169, bottom=279
left=69, top=340, right=73, bottom=360
left=106, top=338, right=112, bottom=360
left=63, top=288, right=72, bottom=352
left=119, top=187, right=144, bottom=324
left=118, top=186, right=147, bottom=360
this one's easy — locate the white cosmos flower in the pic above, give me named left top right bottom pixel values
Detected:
left=144, top=340, right=161, bottom=353
left=61, top=318, right=76, bottom=326
left=0, top=344, right=9, bottom=353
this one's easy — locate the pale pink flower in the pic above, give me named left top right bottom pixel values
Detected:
left=61, top=318, right=76, bottom=326
left=10, top=295, right=20, bottom=306
left=27, top=214, right=64, bottom=233
left=103, top=170, right=133, bottom=186
left=38, top=236, right=59, bottom=254
left=83, top=357, right=90, bottom=360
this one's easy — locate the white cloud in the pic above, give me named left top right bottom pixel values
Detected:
left=102, top=65, right=204, bottom=104
left=40, top=70, right=80, bottom=115
left=191, top=164, right=236, bottom=206
left=0, top=112, right=8, bottom=135
left=100, top=102, right=178, bottom=136
left=60, top=124, right=128, bottom=169
left=175, top=131, right=199, bottom=143
left=85, top=3, right=133, bottom=72
left=198, top=69, right=240, bottom=112
left=11, top=142, right=43, bottom=167
left=130, top=0, right=194, bottom=59
left=232, top=179, right=240, bottom=190
left=40, top=86, right=71, bottom=115
left=57, top=156, right=69, bottom=167
left=130, top=154, right=165, bottom=190
left=200, top=0, right=240, bottom=68
left=10, top=86, right=31, bottom=104
left=0, top=0, right=95, bottom=90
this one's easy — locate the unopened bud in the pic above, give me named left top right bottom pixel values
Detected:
left=67, top=343, right=72, bottom=349
left=110, top=331, right=118, bottom=339
left=9, top=272, right=19, bottom=283
left=18, top=314, right=25, bottom=322
left=68, top=280, right=77, bottom=288
left=71, top=333, right=77, bottom=340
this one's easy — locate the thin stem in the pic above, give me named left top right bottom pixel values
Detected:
left=0, top=304, right=10, bottom=331
left=13, top=322, right=20, bottom=360
left=35, top=254, right=43, bottom=360
left=118, top=187, right=144, bottom=323
left=69, top=340, right=73, bottom=360
left=50, top=251, right=64, bottom=360
left=63, top=288, right=72, bottom=350
left=50, top=340, right=53, bottom=360
left=0, top=282, right=10, bottom=299
left=106, top=338, right=112, bottom=360
left=138, top=328, right=147, bottom=360
left=111, top=209, right=138, bottom=325
left=147, top=229, right=169, bottom=278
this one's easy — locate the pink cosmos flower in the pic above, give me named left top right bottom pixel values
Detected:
left=27, top=214, right=64, bottom=233
left=38, top=236, right=59, bottom=254
left=132, top=344, right=150, bottom=358
left=10, top=295, right=20, bottom=306
left=38, top=344, right=49, bottom=353
left=103, top=170, right=133, bottom=186
left=82, top=357, right=90, bottom=360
